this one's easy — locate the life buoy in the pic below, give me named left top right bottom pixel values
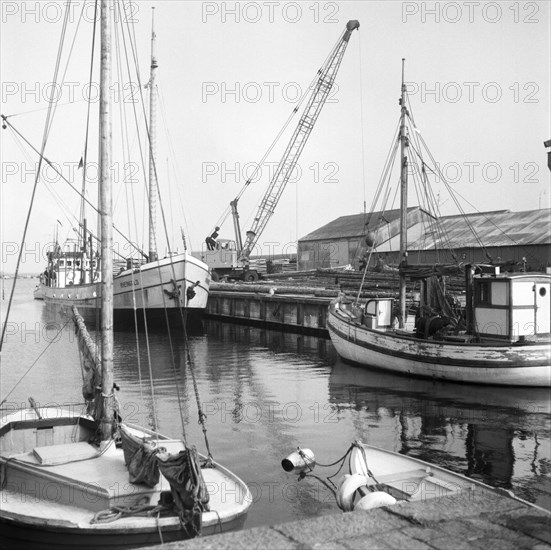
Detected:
left=67, top=271, right=74, bottom=281
left=336, top=473, right=370, bottom=511
left=354, top=491, right=396, bottom=511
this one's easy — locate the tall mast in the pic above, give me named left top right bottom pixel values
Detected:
left=398, top=58, right=408, bottom=328
left=99, top=0, right=114, bottom=440
left=148, top=7, right=158, bottom=262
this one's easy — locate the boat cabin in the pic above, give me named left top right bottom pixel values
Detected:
left=471, top=270, right=551, bottom=342
left=40, top=239, right=100, bottom=288
left=362, top=298, right=394, bottom=329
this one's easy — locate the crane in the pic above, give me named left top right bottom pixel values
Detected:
left=205, top=20, right=360, bottom=282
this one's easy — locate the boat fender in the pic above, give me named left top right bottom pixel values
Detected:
left=336, top=473, right=370, bottom=511
left=354, top=491, right=396, bottom=511
left=349, top=444, right=370, bottom=477
left=281, top=448, right=316, bottom=473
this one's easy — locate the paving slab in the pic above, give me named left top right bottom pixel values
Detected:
left=142, top=492, right=551, bottom=550
left=274, top=508, right=410, bottom=545
left=144, top=526, right=298, bottom=550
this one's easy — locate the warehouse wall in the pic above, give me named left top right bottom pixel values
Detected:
left=298, top=241, right=551, bottom=272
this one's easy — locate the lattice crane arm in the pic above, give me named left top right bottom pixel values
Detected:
left=236, top=20, right=359, bottom=264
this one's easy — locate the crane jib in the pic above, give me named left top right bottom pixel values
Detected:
left=208, top=20, right=360, bottom=277
left=344, top=20, right=360, bottom=41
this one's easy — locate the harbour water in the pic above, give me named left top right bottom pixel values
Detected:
left=1, top=278, right=550, bottom=531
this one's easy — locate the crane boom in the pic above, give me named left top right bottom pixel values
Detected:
left=237, top=20, right=359, bottom=264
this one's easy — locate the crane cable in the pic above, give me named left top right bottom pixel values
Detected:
left=209, top=27, right=350, bottom=235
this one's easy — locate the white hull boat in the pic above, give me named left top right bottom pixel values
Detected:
left=34, top=252, right=210, bottom=326
left=0, top=407, right=250, bottom=549
left=327, top=272, right=551, bottom=387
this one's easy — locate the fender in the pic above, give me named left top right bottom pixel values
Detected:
left=336, top=473, right=370, bottom=511
left=354, top=491, right=396, bottom=511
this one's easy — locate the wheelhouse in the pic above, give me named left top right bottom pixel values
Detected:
left=471, top=271, right=551, bottom=342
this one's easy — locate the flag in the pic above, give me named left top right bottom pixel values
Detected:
left=78, top=156, right=83, bottom=169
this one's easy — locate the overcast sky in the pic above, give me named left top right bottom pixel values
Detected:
left=1, top=0, right=550, bottom=274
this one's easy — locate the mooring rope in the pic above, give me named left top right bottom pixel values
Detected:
left=91, top=496, right=170, bottom=524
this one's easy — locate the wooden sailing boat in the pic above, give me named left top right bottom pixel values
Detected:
left=31, top=6, right=209, bottom=327
left=0, top=3, right=251, bottom=547
left=326, top=60, right=551, bottom=387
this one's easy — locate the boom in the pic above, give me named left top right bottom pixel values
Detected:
left=238, top=20, right=360, bottom=263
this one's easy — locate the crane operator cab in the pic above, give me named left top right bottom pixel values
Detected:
left=201, top=238, right=258, bottom=282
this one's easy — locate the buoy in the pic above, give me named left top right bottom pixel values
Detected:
left=281, top=448, right=315, bottom=473
left=354, top=491, right=396, bottom=511
left=336, top=473, right=369, bottom=511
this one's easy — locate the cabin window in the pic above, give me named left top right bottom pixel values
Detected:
left=59, top=260, right=65, bottom=267
left=67, top=260, right=73, bottom=267
left=476, top=282, right=491, bottom=305
left=76, top=260, right=81, bottom=268
left=540, top=287, right=547, bottom=297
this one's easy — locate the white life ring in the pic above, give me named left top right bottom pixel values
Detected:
left=336, top=473, right=370, bottom=512
left=67, top=271, right=74, bottom=281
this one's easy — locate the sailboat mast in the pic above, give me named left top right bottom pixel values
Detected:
left=148, top=8, right=158, bottom=262
left=99, top=0, right=114, bottom=440
left=398, top=58, right=408, bottom=328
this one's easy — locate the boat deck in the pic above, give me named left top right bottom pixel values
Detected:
left=2, top=438, right=249, bottom=530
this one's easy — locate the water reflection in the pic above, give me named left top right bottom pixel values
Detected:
left=329, top=360, right=550, bottom=510
left=4, top=283, right=549, bottom=530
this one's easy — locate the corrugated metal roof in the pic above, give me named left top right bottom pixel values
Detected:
left=300, top=208, right=551, bottom=249
left=300, top=207, right=422, bottom=241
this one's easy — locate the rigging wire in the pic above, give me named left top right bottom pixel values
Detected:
left=120, top=2, right=199, bottom=444
left=157, top=84, right=194, bottom=250
left=405, top=93, right=490, bottom=261
left=7, top=99, right=92, bottom=118
left=112, top=4, right=148, bottom=422
left=116, top=0, right=162, bottom=433
left=357, top=30, right=367, bottom=222
left=405, top=91, right=538, bottom=263
left=0, top=317, right=72, bottom=407
left=405, top=94, right=458, bottom=262
left=79, top=0, right=99, bottom=242
left=0, top=2, right=72, bottom=351
left=43, top=0, right=88, bottom=147
left=1, top=117, right=147, bottom=259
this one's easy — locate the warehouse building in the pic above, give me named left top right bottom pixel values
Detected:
left=297, top=207, right=551, bottom=272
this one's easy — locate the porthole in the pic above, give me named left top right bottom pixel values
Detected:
left=540, top=287, right=547, bottom=297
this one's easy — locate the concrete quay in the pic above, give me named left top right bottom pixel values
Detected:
left=144, top=490, right=550, bottom=550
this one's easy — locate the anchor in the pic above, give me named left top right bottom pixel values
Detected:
left=163, top=279, right=181, bottom=301
left=186, top=281, right=201, bottom=302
